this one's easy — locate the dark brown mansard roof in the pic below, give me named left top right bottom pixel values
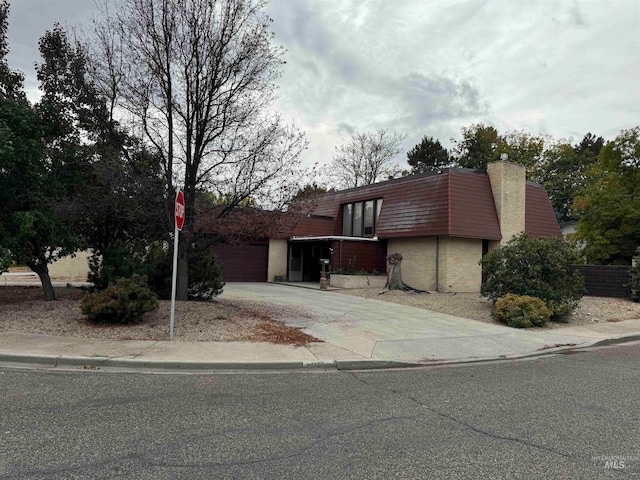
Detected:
left=295, top=169, right=561, bottom=240
left=525, top=182, right=563, bottom=238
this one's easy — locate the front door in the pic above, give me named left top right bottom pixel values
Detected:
left=289, top=244, right=303, bottom=281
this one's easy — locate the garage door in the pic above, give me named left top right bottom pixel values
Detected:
left=214, top=243, right=268, bottom=282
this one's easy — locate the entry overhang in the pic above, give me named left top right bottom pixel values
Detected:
left=289, top=236, right=381, bottom=242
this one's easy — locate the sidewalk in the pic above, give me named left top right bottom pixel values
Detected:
left=1, top=282, right=639, bottom=371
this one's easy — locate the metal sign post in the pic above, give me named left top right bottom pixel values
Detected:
left=170, top=190, right=185, bottom=341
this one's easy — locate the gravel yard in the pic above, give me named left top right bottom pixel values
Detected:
left=337, top=288, right=640, bottom=329
left=0, top=286, right=320, bottom=345
left=1, top=285, right=639, bottom=342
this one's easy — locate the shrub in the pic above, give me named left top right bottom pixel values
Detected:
left=144, top=241, right=173, bottom=299
left=0, top=246, right=11, bottom=273
left=89, top=240, right=224, bottom=300
left=81, top=274, right=158, bottom=324
left=493, top=294, right=552, bottom=328
left=630, top=247, right=640, bottom=302
left=188, top=246, right=224, bottom=300
left=480, top=233, right=585, bottom=321
left=88, top=242, right=155, bottom=292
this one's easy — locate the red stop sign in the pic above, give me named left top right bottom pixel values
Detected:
left=175, top=190, right=185, bottom=231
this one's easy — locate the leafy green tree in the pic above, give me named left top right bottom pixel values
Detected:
left=453, top=124, right=548, bottom=172
left=530, top=142, right=579, bottom=223
left=0, top=1, right=23, bottom=100
left=530, top=133, right=603, bottom=223
left=573, top=127, right=640, bottom=265
left=37, top=25, right=170, bottom=291
left=630, top=248, right=640, bottom=302
left=0, top=7, right=86, bottom=300
left=0, top=94, right=85, bottom=300
left=452, top=123, right=501, bottom=169
left=575, top=132, right=604, bottom=158
left=406, top=136, right=451, bottom=173
left=0, top=246, right=10, bottom=272
left=498, top=130, right=546, bottom=171
left=480, top=233, right=585, bottom=321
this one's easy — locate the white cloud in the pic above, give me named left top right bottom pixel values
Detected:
left=6, top=0, right=639, bottom=169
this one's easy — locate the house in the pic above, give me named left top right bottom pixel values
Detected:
left=246, top=160, right=561, bottom=292
left=45, top=160, right=561, bottom=292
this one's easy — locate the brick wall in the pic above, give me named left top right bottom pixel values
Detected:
left=487, top=160, right=526, bottom=245
left=438, top=238, right=483, bottom=292
left=267, top=239, right=288, bottom=281
left=387, top=238, right=437, bottom=291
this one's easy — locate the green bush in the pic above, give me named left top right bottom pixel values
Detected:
left=493, top=294, right=552, bottom=328
left=144, top=241, right=173, bottom=299
left=89, top=240, right=224, bottom=300
left=81, top=274, right=158, bottom=324
left=188, top=246, right=224, bottom=300
left=88, top=242, right=156, bottom=292
left=480, top=233, right=585, bottom=321
left=630, top=247, right=640, bottom=302
left=145, top=241, right=225, bottom=300
left=0, top=246, right=12, bottom=273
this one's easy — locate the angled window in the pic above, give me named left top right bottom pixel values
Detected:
left=341, top=198, right=383, bottom=237
left=342, top=204, right=352, bottom=236
left=353, top=202, right=363, bottom=236
left=364, top=200, right=374, bottom=236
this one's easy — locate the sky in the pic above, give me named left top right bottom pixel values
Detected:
left=5, top=0, right=640, bottom=172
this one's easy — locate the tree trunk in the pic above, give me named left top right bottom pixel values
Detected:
left=380, top=253, right=428, bottom=294
left=386, top=253, right=405, bottom=290
left=27, top=261, right=56, bottom=301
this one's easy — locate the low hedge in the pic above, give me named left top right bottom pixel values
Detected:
left=81, top=274, right=158, bottom=324
left=493, top=294, right=552, bottom=328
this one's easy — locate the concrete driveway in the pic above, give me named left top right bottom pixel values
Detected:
left=220, top=283, right=608, bottom=364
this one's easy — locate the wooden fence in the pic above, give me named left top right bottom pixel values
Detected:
left=572, top=265, right=631, bottom=298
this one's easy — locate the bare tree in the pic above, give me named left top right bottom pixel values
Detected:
left=330, top=129, right=406, bottom=189
left=87, top=0, right=307, bottom=299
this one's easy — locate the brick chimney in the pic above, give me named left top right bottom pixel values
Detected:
left=487, top=158, right=526, bottom=245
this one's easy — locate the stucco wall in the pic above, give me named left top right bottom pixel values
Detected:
left=48, top=250, right=92, bottom=280
left=438, top=238, right=482, bottom=292
left=386, top=238, right=437, bottom=291
left=267, top=239, right=288, bottom=281
left=329, top=274, right=387, bottom=289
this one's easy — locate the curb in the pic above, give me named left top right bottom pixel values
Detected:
left=588, top=334, right=640, bottom=348
left=0, top=353, right=340, bottom=371
left=0, top=353, right=427, bottom=372
left=1, top=334, right=639, bottom=373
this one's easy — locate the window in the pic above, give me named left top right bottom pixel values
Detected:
left=342, top=204, right=352, bottom=236
left=353, top=202, right=363, bottom=236
left=341, top=198, right=383, bottom=237
left=364, top=200, right=374, bottom=236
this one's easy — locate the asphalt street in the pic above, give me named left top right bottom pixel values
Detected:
left=1, top=343, right=639, bottom=479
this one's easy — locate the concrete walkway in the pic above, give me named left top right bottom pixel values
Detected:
left=1, top=282, right=639, bottom=371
